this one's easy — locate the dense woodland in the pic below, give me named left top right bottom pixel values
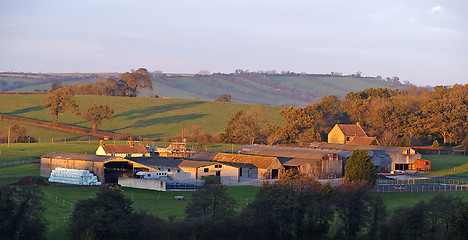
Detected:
left=221, top=84, right=468, bottom=146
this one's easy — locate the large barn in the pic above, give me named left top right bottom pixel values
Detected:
left=41, top=152, right=158, bottom=183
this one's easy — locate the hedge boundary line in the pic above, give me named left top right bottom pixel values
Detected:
left=0, top=92, right=47, bottom=95
left=0, top=114, right=128, bottom=140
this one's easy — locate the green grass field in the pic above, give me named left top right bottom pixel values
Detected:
left=425, top=155, right=468, bottom=176
left=0, top=95, right=283, bottom=140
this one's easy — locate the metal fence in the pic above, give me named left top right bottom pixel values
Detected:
left=165, top=179, right=204, bottom=190
left=0, top=159, right=39, bottom=168
left=373, top=178, right=468, bottom=193
left=415, top=149, right=466, bottom=155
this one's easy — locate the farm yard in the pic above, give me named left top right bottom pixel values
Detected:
left=1, top=152, right=468, bottom=240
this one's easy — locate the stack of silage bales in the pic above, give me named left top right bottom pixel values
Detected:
left=48, top=167, right=102, bottom=185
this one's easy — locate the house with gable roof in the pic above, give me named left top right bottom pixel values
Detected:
left=96, top=140, right=150, bottom=158
left=328, top=123, right=379, bottom=145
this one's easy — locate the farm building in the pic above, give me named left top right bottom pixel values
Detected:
left=96, top=140, right=150, bottom=157
left=129, top=157, right=239, bottom=184
left=41, top=152, right=158, bottom=184
left=253, top=149, right=343, bottom=179
left=328, top=124, right=379, bottom=145
left=153, top=142, right=196, bottom=158
left=239, top=143, right=425, bottom=173
left=191, top=152, right=285, bottom=179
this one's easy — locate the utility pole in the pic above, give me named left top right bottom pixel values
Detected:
left=182, top=124, right=185, bottom=142
left=7, top=124, right=11, bottom=148
left=204, top=119, right=207, bottom=143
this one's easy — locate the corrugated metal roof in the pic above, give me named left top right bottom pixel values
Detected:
left=281, top=158, right=319, bottom=166
left=193, top=152, right=279, bottom=169
left=191, top=152, right=219, bottom=160
left=255, top=149, right=327, bottom=160
left=130, top=157, right=215, bottom=169
left=213, top=153, right=278, bottom=169
left=42, top=152, right=114, bottom=162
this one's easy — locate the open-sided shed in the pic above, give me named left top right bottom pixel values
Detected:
left=41, top=152, right=158, bottom=183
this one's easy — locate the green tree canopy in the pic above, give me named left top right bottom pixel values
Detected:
left=69, top=187, right=134, bottom=240
left=185, top=182, right=237, bottom=219
left=41, top=87, right=80, bottom=123
left=82, top=104, right=114, bottom=131
left=400, top=135, right=411, bottom=147
left=0, top=185, right=47, bottom=240
left=345, top=149, right=377, bottom=186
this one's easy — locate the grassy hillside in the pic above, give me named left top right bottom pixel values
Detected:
left=155, top=73, right=401, bottom=106
left=1, top=72, right=402, bottom=107
left=0, top=94, right=283, bottom=139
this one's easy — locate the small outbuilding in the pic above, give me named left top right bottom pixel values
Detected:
left=130, top=157, right=239, bottom=184
left=191, top=152, right=285, bottom=179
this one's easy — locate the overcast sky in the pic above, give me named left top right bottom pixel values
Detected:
left=1, top=0, right=467, bottom=86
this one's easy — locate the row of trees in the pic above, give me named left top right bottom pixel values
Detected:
left=41, top=87, right=114, bottom=131
left=221, top=84, right=468, bottom=146
left=65, top=68, right=153, bottom=97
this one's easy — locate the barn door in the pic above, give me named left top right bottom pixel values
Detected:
left=271, top=169, right=279, bottom=179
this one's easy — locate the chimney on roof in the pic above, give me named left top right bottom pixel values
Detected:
left=128, top=140, right=134, bottom=147
left=100, top=140, right=104, bottom=146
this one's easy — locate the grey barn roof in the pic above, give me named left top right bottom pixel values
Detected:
left=129, top=157, right=216, bottom=169
left=41, top=152, right=115, bottom=162
left=239, top=143, right=416, bottom=157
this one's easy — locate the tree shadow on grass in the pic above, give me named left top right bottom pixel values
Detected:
left=7, top=106, right=44, bottom=115
left=114, top=101, right=205, bottom=120
left=133, top=113, right=208, bottom=128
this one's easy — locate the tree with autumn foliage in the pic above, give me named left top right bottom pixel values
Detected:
left=118, top=68, right=153, bottom=97
left=41, top=87, right=80, bottom=123
left=82, top=105, right=114, bottom=131
left=220, top=106, right=270, bottom=144
left=267, top=107, right=321, bottom=145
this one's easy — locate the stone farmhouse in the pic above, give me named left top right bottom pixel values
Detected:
left=328, top=124, right=379, bottom=145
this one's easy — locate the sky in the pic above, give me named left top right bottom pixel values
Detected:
left=1, top=0, right=467, bottom=86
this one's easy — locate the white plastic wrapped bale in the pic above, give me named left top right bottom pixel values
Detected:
left=49, top=167, right=102, bottom=185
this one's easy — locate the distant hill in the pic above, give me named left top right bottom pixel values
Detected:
left=0, top=71, right=403, bottom=107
